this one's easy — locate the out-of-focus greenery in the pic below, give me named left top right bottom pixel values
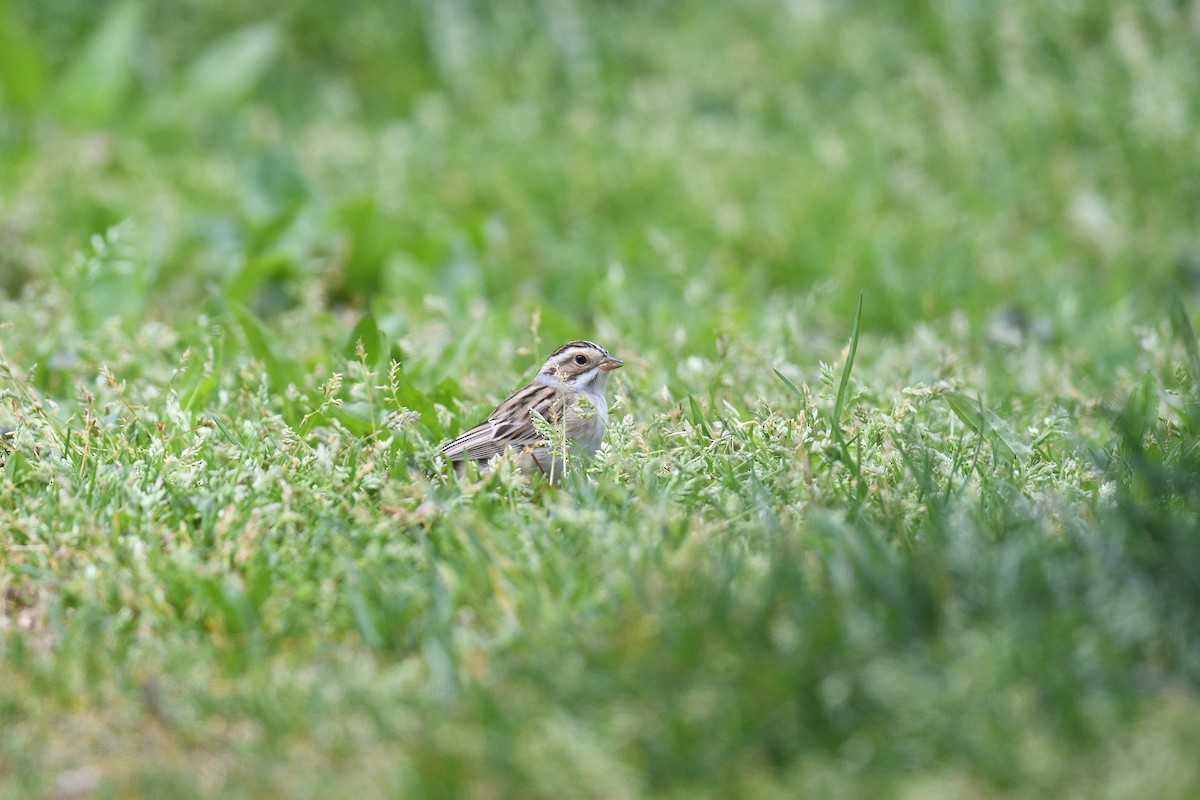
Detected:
left=2, top=0, right=1199, bottom=797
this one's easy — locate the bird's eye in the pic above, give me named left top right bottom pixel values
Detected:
left=574, top=354, right=588, bottom=365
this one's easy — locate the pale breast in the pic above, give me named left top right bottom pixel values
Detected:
left=564, top=392, right=609, bottom=456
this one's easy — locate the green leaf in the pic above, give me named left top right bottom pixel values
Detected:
left=391, top=364, right=445, bottom=439
left=773, top=368, right=804, bottom=399
left=230, top=300, right=303, bottom=391
left=182, top=343, right=224, bottom=413
left=832, top=292, right=863, bottom=438
left=345, top=313, right=384, bottom=365
left=182, top=22, right=281, bottom=109
left=145, top=21, right=280, bottom=126
left=328, top=405, right=378, bottom=437
left=331, top=195, right=392, bottom=300
left=223, top=251, right=295, bottom=307
left=2, top=443, right=28, bottom=484
left=688, top=394, right=712, bottom=439
left=56, top=0, right=142, bottom=124
left=945, top=391, right=1032, bottom=465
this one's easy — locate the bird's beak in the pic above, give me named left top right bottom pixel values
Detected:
left=599, top=356, right=624, bottom=372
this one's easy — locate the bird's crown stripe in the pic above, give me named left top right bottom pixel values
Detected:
left=548, top=340, right=604, bottom=358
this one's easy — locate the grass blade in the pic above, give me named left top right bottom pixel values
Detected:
left=832, top=292, right=863, bottom=438
left=688, top=394, right=713, bottom=439
left=773, top=368, right=803, bottom=398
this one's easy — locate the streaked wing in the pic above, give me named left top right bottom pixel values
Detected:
left=440, top=383, right=566, bottom=462
left=438, top=420, right=515, bottom=462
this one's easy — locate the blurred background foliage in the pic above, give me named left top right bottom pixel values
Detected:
left=2, top=0, right=1197, bottom=352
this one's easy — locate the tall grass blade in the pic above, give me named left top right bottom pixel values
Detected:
left=832, top=292, right=863, bottom=438
left=773, top=368, right=803, bottom=398
left=688, top=394, right=712, bottom=439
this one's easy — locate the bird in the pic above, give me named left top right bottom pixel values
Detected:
left=439, top=340, right=623, bottom=477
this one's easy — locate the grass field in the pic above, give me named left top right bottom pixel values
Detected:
left=3, top=0, right=1200, bottom=797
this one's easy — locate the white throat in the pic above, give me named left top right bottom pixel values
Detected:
left=538, top=367, right=610, bottom=397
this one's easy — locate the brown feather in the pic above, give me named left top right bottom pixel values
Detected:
left=440, top=383, right=569, bottom=463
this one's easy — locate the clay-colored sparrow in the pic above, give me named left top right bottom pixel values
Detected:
left=439, top=340, right=623, bottom=476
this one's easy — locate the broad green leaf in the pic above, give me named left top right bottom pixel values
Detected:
left=345, top=313, right=385, bottom=365
left=392, top=365, right=443, bottom=439
left=331, top=195, right=392, bottom=300
left=946, top=391, right=1032, bottom=465
left=230, top=300, right=303, bottom=392
left=223, top=251, right=294, bottom=306
left=56, top=0, right=142, bottom=124
left=182, top=22, right=281, bottom=109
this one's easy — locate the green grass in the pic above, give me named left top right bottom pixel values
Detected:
left=2, top=0, right=1200, bottom=796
